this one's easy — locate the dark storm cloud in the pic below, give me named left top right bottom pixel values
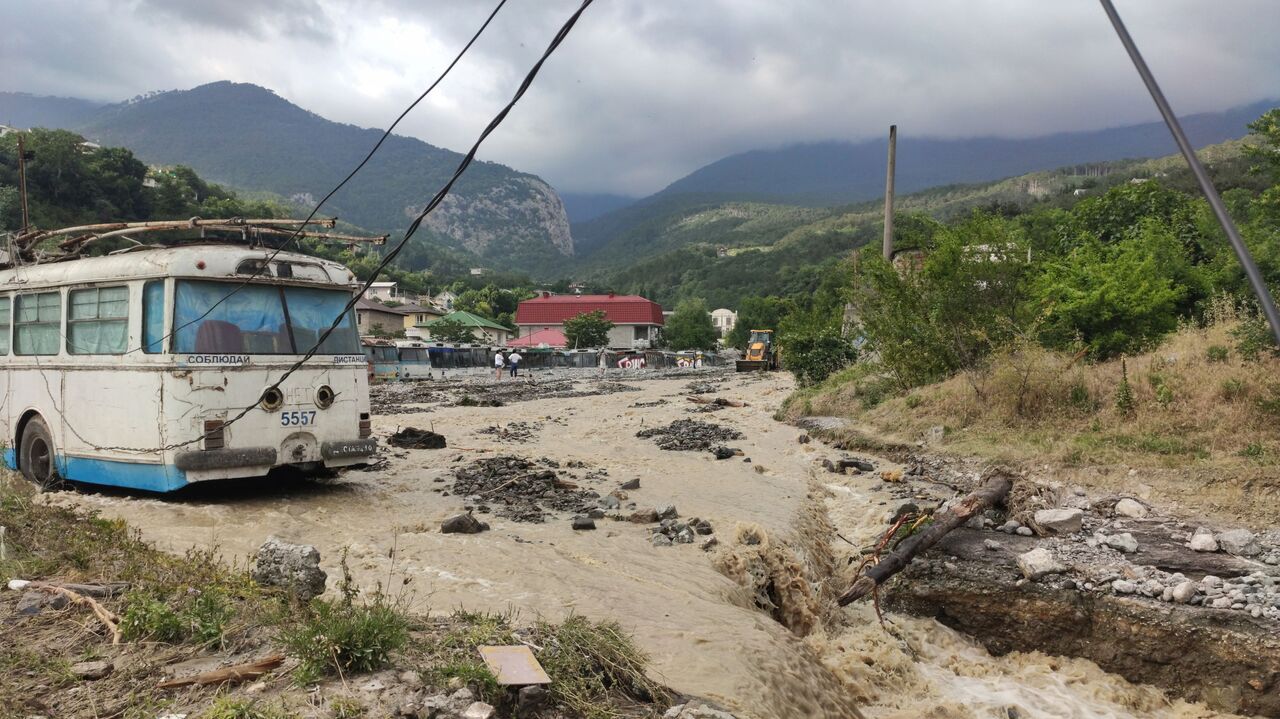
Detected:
left=1, top=0, right=1278, bottom=195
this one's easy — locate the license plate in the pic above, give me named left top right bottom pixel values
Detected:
left=279, top=410, right=318, bottom=427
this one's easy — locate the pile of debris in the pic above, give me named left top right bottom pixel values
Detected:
left=451, top=456, right=602, bottom=523
left=637, top=419, right=744, bottom=453
left=683, top=380, right=721, bottom=395
left=369, top=383, right=448, bottom=415
left=631, top=398, right=670, bottom=408
left=388, top=427, right=447, bottom=449
left=476, top=421, right=541, bottom=443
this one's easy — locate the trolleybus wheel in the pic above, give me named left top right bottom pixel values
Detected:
left=19, top=417, right=62, bottom=491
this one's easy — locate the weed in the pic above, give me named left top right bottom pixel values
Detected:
left=1256, top=383, right=1280, bottom=418
left=1206, top=344, right=1230, bottom=362
left=1221, top=378, right=1247, bottom=401
left=1231, top=315, right=1276, bottom=361
left=904, top=394, right=922, bottom=409
left=532, top=615, right=671, bottom=719
left=1068, top=382, right=1093, bottom=412
left=328, top=696, right=363, bottom=719
left=282, top=594, right=409, bottom=684
left=1114, top=359, right=1135, bottom=415
left=187, top=589, right=234, bottom=645
left=1241, top=443, right=1265, bottom=459
left=1154, top=383, right=1174, bottom=408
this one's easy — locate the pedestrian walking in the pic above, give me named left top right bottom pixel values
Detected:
left=494, top=350, right=505, bottom=381
left=508, top=350, right=522, bottom=378
left=597, top=349, right=608, bottom=378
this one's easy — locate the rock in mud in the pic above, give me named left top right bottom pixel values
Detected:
left=388, top=427, right=447, bottom=449
left=629, top=508, right=659, bottom=523
left=713, top=446, right=738, bottom=460
left=1016, top=548, right=1066, bottom=580
left=451, top=455, right=602, bottom=523
left=652, top=534, right=673, bottom=547
left=517, top=685, right=548, bottom=711
left=572, top=516, right=596, bottom=531
left=16, top=590, right=68, bottom=616
left=701, top=536, right=719, bottom=551
left=462, top=701, right=496, bottom=719
left=1114, top=498, right=1149, bottom=518
left=983, top=539, right=1003, bottom=551
left=70, top=660, right=112, bottom=680
left=252, top=537, right=327, bottom=600
left=1217, top=529, right=1261, bottom=557
left=441, top=513, right=487, bottom=534
left=657, top=504, right=679, bottom=520
left=1033, top=508, right=1083, bottom=535
left=619, top=478, right=641, bottom=491
left=1171, top=580, right=1199, bottom=604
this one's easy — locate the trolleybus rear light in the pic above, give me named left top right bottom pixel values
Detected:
left=203, top=420, right=226, bottom=450
left=316, top=385, right=335, bottom=409
left=260, top=387, right=284, bottom=411
left=359, top=412, right=371, bottom=438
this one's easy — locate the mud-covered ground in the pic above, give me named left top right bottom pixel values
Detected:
left=48, top=370, right=1255, bottom=718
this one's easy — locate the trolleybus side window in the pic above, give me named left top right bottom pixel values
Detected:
left=15, top=291, right=61, bottom=356
left=68, top=286, right=129, bottom=354
left=0, top=297, right=9, bottom=355
left=142, top=280, right=165, bottom=354
left=173, top=280, right=359, bottom=355
left=283, top=286, right=359, bottom=354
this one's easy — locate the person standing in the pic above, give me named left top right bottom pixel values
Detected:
left=508, top=350, right=522, bottom=378
left=494, top=350, right=505, bottom=381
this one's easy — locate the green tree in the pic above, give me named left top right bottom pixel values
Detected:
left=563, top=310, right=613, bottom=349
left=664, top=298, right=717, bottom=351
left=1245, top=108, right=1280, bottom=182
left=727, top=296, right=790, bottom=350
left=1034, top=220, right=1198, bottom=359
left=428, top=317, right=477, bottom=344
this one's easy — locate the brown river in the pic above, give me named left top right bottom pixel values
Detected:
left=53, top=372, right=1241, bottom=718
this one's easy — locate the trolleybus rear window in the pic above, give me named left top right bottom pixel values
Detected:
left=15, top=292, right=61, bottom=356
left=174, top=281, right=359, bottom=355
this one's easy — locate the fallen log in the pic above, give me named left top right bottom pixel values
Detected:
left=686, top=396, right=748, bottom=408
left=22, top=581, right=124, bottom=644
left=838, top=467, right=1015, bottom=605
left=157, top=654, right=286, bottom=688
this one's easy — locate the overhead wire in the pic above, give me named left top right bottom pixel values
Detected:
left=71, top=0, right=596, bottom=453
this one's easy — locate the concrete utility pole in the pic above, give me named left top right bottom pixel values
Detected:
left=882, top=124, right=896, bottom=262
left=17, top=133, right=30, bottom=232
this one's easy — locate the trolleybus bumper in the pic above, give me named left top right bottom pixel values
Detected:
left=175, top=447, right=278, bottom=472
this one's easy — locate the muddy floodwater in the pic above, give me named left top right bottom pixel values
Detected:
left=55, top=371, right=1242, bottom=718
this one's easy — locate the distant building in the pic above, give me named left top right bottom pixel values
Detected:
left=514, top=292, right=664, bottom=349
left=469, top=267, right=486, bottom=276
left=395, top=301, right=445, bottom=333
left=355, top=297, right=409, bottom=336
left=0, top=125, right=17, bottom=138
left=419, top=310, right=512, bottom=346
left=433, top=290, right=458, bottom=311
left=365, top=281, right=400, bottom=302
left=710, top=308, right=737, bottom=337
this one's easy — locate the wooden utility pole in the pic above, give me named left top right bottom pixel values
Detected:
left=882, top=124, right=896, bottom=262
left=16, top=133, right=31, bottom=232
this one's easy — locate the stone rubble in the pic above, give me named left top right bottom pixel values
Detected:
left=636, top=419, right=745, bottom=453
left=450, top=455, right=605, bottom=523
left=251, top=536, right=328, bottom=600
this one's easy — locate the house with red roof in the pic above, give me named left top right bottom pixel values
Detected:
left=514, top=292, right=664, bottom=349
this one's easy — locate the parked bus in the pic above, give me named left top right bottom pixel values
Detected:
left=1, top=245, right=376, bottom=492
left=361, top=337, right=399, bottom=383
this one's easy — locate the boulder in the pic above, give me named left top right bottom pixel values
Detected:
left=1034, top=508, right=1084, bottom=535
left=1016, top=548, right=1067, bottom=580
left=1114, top=498, right=1149, bottom=518
left=1189, top=530, right=1219, bottom=553
left=629, top=508, right=659, bottom=523
left=462, top=702, right=496, bottom=719
left=441, top=513, right=487, bottom=535
left=572, top=516, right=597, bottom=531
left=657, top=504, right=679, bottom=520
left=252, top=537, right=327, bottom=600
left=619, top=478, right=641, bottom=491
left=1171, top=581, right=1198, bottom=604
left=1104, top=533, right=1139, bottom=554
left=1217, top=529, right=1261, bottom=557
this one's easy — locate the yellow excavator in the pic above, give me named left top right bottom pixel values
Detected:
left=736, top=329, right=779, bottom=372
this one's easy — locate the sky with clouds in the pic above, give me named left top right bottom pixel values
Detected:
left=2, top=0, right=1278, bottom=196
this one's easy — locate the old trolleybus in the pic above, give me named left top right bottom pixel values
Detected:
left=1, top=231, right=377, bottom=492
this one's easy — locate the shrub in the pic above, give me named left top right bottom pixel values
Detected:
left=121, top=594, right=184, bottom=643
left=1255, top=383, right=1280, bottom=418
left=202, top=696, right=293, bottom=719
left=1241, top=443, right=1265, bottom=459
left=1221, top=378, right=1247, bottom=401
left=532, top=615, right=670, bottom=719
left=1206, top=344, right=1230, bottom=363
left=1232, top=316, right=1277, bottom=361
left=781, top=325, right=857, bottom=387
left=283, top=594, right=410, bottom=684
left=1068, top=382, right=1094, bottom=412
left=904, top=394, right=922, bottom=409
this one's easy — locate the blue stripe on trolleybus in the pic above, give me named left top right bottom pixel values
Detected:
left=2, top=448, right=15, bottom=470
left=58, top=456, right=188, bottom=493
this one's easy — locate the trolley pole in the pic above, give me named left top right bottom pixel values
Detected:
left=883, top=125, right=896, bottom=262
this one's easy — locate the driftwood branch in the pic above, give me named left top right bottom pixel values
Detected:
left=838, top=468, right=1015, bottom=605
left=31, top=582, right=123, bottom=644
left=157, top=654, right=286, bottom=688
